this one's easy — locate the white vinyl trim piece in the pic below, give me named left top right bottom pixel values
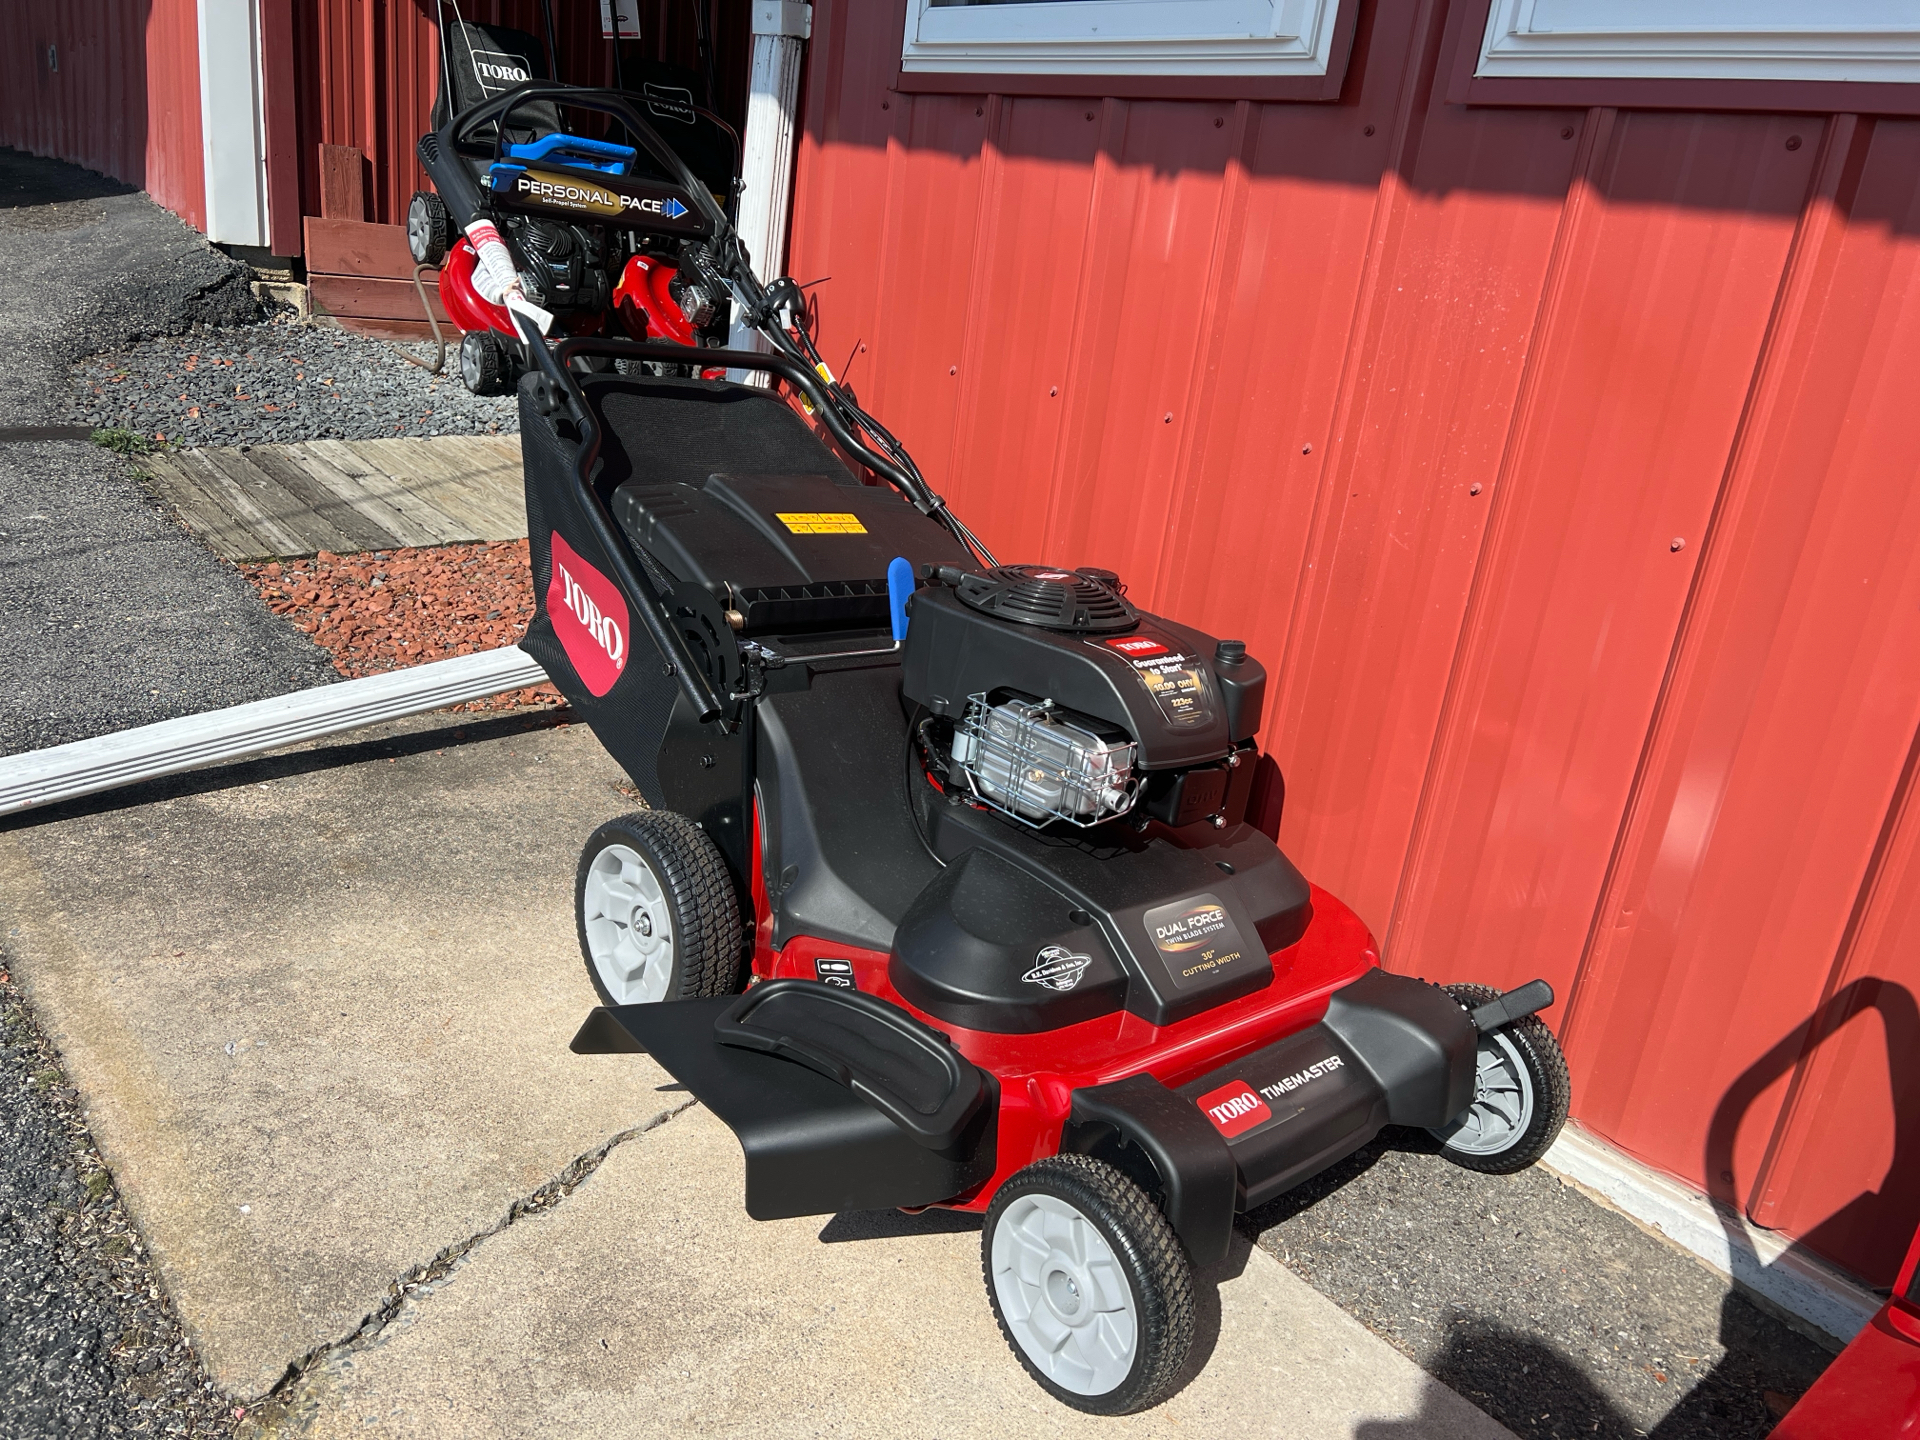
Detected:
left=197, top=0, right=271, bottom=246
left=901, top=0, right=1343, bottom=77
left=0, top=647, right=549, bottom=818
left=1477, top=0, right=1920, bottom=83
left=1543, top=1123, right=1881, bottom=1345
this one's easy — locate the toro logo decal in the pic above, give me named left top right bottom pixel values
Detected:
left=1099, top=636, right=1169, bottom=660
left=1195, top=1080, right=1272, bottom=1139
left=547, top=532, right=629, bottom=697
left=468, top=48, right=532, bottom=96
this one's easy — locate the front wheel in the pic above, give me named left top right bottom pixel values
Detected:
left=1427, top=983, right=1570, bottom=1174
left=576, top=811, right=743, bottom=1005
left=406, top=190, right=450, bottom=266
left=982, top=1154, right=1194, bottom=1415
left=459, top=329, right=514, bottom=396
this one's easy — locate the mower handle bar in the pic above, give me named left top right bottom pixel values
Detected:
left=445, top=83, right=732, bottom=239
left=549, top=335, right=938, bottom=512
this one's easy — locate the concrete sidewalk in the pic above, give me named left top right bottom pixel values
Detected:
left=0, top=712, right=1510, bottom=1438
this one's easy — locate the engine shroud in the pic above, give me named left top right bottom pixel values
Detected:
left=901, top=580, right=1266, bottom=773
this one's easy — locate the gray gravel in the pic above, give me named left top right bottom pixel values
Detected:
left=63, top=312, right=520, bottom=449
left=0, top=149, right=256, bottom=432
left=0, top=954, right=235, bottom=1437
left=1246, top=1134, right=1834, bottom=1439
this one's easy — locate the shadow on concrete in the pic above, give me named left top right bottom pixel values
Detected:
left=817, top=1207, right=981, bottom=1244
left=1356, top=1322, right=1638, bottom=1440
left=0, top=706, right=572, bottom=835
left=815, top=1203, right=1256, bottom=1402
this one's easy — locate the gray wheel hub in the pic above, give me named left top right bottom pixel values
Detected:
left=1432, top=1031, right=1535, bottom=1156
left=990, top=1193, right=1137, bottom=1396
left=581, top=843, right=675, bottom=1004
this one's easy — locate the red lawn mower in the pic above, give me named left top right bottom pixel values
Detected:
left=494, top=82, right=1572, bottom=1414
left=406, top=1, right=738, bottom=395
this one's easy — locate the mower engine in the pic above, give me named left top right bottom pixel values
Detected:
left=510, top=216, right=611, bottom=315
left=905, top=563, right=1266, bottom=833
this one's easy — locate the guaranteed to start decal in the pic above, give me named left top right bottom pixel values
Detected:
left=1140, top=892, right=1255, bottom=991
left=1093, top=633, right=1216, bottom=730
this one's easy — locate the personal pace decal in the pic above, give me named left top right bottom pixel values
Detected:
left=547, top=532, right=629, bottom=697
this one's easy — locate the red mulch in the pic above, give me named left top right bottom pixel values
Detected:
left=239, top=540, right=563, bottom=712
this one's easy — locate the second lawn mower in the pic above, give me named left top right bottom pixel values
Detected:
left=501, top=89, right=1572, bottom=1416
left=407, top=2, right=739, bottom=395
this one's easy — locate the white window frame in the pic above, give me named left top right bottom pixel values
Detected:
left=899, top=0, right=1345, bottom=78
left=1476, top=1, right=1920, bottom=84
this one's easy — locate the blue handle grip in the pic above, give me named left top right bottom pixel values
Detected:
left=887, top=557, right=916, bottom=644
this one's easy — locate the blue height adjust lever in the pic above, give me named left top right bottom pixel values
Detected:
left=887, top=557, right=915, bottom=645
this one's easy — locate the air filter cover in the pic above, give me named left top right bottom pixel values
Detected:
left=953, top=564, right=1138, bottom=633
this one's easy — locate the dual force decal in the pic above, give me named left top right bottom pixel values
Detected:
left=1141, top=892, right=1255, bottom=991
left=547, top=532, right=629, bottom=697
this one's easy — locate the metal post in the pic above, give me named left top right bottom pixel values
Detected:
left=729, top=1, right=812, bottom=383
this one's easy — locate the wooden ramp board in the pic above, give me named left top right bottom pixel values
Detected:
left=140, top=436, right=525, bottom=560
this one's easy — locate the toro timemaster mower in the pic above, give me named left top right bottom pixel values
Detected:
left=494, top=81, right=1571, bottom=1414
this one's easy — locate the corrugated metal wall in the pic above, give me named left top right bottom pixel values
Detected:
left=788, top=0, right=1920, bottom=1285
left=293, top=0, right=750, bottom=230
left=0, top=0, right=206, bottom=231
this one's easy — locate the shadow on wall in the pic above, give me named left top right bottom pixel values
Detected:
left=1708, top=977, right=1920, bottom=1289
left=805, top=0, right=1920, bottom=231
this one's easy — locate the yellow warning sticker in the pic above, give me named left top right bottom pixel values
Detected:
left=776, top=512, right=868, bottom=534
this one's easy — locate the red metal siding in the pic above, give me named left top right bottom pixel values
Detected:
left=790, top=0, right=1920, bottom=1284
left=0, top=0, right=206, bottom=232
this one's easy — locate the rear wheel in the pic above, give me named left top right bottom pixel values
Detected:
left=406, top=190, right=450, bottom=266
left=459, top=329, right=514, bottom=396
left=1428, top=983, right=1569, bottom=1174
left=576, top=811, right=742, bottom=1005
left=983, top=1154, right=1193, bottom=1415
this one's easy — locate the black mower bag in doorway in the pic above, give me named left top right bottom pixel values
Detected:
left=572, top=981, right=998, bottom=1218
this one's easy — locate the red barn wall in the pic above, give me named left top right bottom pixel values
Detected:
left=788, top=0, right=1920, bottom=1285
left=0, top=0, right=207, bottom=231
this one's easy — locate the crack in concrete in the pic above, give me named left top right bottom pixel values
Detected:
left=242, top=1097, right=698, bottom=1425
